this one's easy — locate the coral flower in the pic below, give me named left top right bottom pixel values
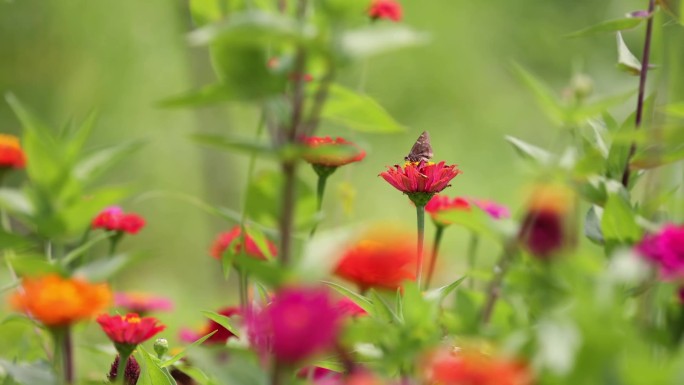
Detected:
left=425, top=195, right=471, bottom=227
left=180, top=307, right=240, bottom=345
left=518, top=184, right=576, bottom=259
left=97, top=313, right=165, bottom=347
left=114, top=292, right=174, bottom=314
left=210, top=225, right=277, bottom=260
left=424, top=350, right=533, bottom=385
left=92, top=206, right=146, bottom=235
left=636, top=223, right=684, bottom=279
left=380, top=161, right=461, bottom=205
left=335, top=230, right=417, bottom=291
left=301, top=136, right=366, bottom=168
left=369, top=0, right=403, bottom=22
left=0, top=134, right=26, bottom=169
left=10, top=274, right=111, bottom=327
left=247, top=286, right=342, bottom=365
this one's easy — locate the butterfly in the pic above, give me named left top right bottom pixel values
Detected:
left=404, top=131, right=433, bottom=163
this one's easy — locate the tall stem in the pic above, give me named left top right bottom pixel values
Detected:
left=116, top=352, right=131, bottom=385
left=481, top=244, right=517, bottom=325
left=63, top=327, right=74, bottom=385
left=53, top=327, right=74, bottom=385
left=238, top=268, right=250, bottom=310
left=424, top=225, right=445, bottom=290
left=622, top=0, right=656, bottom=187
left=310, top=172, right=331, bottom=237
left=467, top=233, right=480, bottom=289
left=279, top=161, right=297, bottom=267
left=415, top=204, right=426, bottom=288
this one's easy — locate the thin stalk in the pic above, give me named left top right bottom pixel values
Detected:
left=279, top=161, right=297, bottom=267
left=310, top=173, right=330, bottom=237
left=467, top=233, right=480, bottom=289
left=116, top=352, right=132, bottom=385
left=238, top=269, right=250, bottom=310
left=53, top=327, right=74, bottom=385
left=622, top=0, right=656, bottom=187
left=63, top=327, right=74, bottom=385
left=270, top=362, right=284, bottom=385
left=424, top=225, right=445, bottom=290
left=415, top=204, right=426, bottom=288
left=481, top=244, right=517, bottom=325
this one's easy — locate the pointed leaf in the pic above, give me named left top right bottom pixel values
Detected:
left=340, top=25, right=428, bottom=60
left=323, top=281, right=375, bottom=317
left=322, top=84, right=405, bottom=133
left=136, top=347, right=177, bottom=385
left=505, top=135, right=554, bottom=165
left=161, top=331, right=218, bottom=367
left=201, top=311, right=240, bottom=338
left=566, top=17, right=645, bottom=38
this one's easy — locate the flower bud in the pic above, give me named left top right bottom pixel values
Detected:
left=154, top=338, right=169, bottom=358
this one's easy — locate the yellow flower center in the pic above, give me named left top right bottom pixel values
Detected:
left=0, top=134, right=21, bottom=149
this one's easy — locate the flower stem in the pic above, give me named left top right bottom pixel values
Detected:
left=116, top=352, right=131, bottom=385
left=622, top=0, right=656, bottom=188
left=279, top=161, right=297, bottom=267
left=270, top=362, right=284, bottom=385
left=310, top=172, right=331, bottom=237
left=424, top=225, right=445, bottom=290
left=238, top=268, right=250, bottom=310
left=467, top=233, right=480, bottom=289
left=53, top=327, right=74, bottom=385
left=415, top=204, right=426, bottom=288
left=481, top=243, right=517, bottom=325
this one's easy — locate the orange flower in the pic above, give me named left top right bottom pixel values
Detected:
left=0, top=134, right=26, bottom=169
left=335, top=229, right=416, bottom=291
left=424, top=349, right=533, bottom=385
left=11, top=274, right=111, bottom=327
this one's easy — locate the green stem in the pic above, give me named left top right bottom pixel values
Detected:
left=116, top=352, right=131, bottom=385
left=108, top=232, right=123, bottom=256
left=279, top=161, right=297, bottom=268
left=467, top=233, right=480, bottom=289
left=416, top=204, right=426, bottom=288
left=481, top=243, right=517, bottom=325
left=424, top=225, right=445, bottom=290
left=310, top=173, right=330, bottom=237
left=238, top=268, right=249, bottom=310
left=52, top=327, right=74, bottom=385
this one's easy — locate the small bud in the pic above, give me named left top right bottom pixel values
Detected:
left=570, top=73, right=593, bottom=101
left=154, top=338, right=169, bottom=358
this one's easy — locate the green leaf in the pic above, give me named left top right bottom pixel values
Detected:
left=136, top=347, right=177, bottom=385
left=616, top=32, right=642, bottom=75
left=566, top=17, right=645, bottom=38
left=0, top=188, right=34, bottom=216
left=64, top=110, right=98, bottom=163
left=322, top=84, right=405, bottom=133
left=60, top=232, right=114, bottom=266
left=188, top=10, right=315, bottom=47
left=584, top=206, right=605, bottom=244
left=0, top=359, right=56, bottom=385
left=190, top=134, right=276, bottom=157
left=246, top=170, right=316, bottom=229
left=323, top=281, right=375, bottom=317
left=188, top=0, right=223, bottom=27
left=161, top=331, right=218, bottom=367
left=0, top=229, right=31, bottom=250
left=200, top=311, right=240, bottom=339
left=232, top=254, right=287, bottom=287
left=504, top=135, right=554, bottom=165
left=339, top=25, right=428, bottom=60
left=424, top=276, right=467, bottom=305
left=73, top=141, right=144, bottom=183
left=511, top=63, right=565, bottom=124
left=73, top=253, right=137, bottom=281
left=369, top=290, right=401, bottom=324
left=159, top=84, right=238, bottom=108
left=601, top=192, right=641, bottom=243
left=663, top=102, right=684, bottom=117
left=244, top=225, right=275, bottom=261
left=9, top=255, right=65, bottom=277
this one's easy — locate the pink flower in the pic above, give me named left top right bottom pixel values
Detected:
left=97, top=313, right=165, bottom=347
left=246, top=287, right=342, bottom=365
left=210, top=226, right=277, bottom=261
left=336, top=297, right=368, bottom=318
left=471, top=199, right=510, bottom=219
left=636, top=224, right=684, bottom=279
left=425, top=195, right=471, bottom=227
left=369, top=0, right=403, bottom=22
left=380, top=161, right=461, bottom=195
left=114, top=292, right=173, bottom=314
left=92, top=206, right=145, bottom=235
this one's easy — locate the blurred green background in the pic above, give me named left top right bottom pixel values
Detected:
left=0, top=0, right=653, bottom=359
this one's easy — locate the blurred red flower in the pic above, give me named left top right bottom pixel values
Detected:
left=335, top=231, right=416, bottom=291
left=0, top=134, right=26, bottom=169
left=92, top=206, right=145, bottom=235
left=636, top=223, right=684, bottom=279
left=114, top=292, right=173, bottom=314
left=180, top=307, right=240, bottom=345
left=247, top=286, right=342, bottom=365
left=380, top=161, right=461, bottom=196
left=425, top=195, right=471, bottom=226
left=336, top=297, right=368, bottom=318
left=424, top=350, right=533, bottom=385
left=210, top=226, right=277, bottom=260
left=301, top=136, right=366, bottom=168
left=97, top=313, right=165, bottom=347
left=518, top=184, right=575, bottom=259
left=369, top=0, right=403, bottom=22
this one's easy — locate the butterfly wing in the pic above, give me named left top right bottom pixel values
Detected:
left=404, top=131, right=433, bottom=162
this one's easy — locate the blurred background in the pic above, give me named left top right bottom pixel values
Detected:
left=0, top=0, right=655, bottom=361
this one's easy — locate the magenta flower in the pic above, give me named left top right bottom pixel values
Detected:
left=636, top=224, right=684, bottom=279
left=471, top=199, right=510, bottom=219
left=246, top=287, right=342, bottom=365
left=114, top=292, right=173, bottom=314
left=336, top=297, right=368, bottom=318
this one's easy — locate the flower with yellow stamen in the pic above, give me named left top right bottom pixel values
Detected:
left=0, top=134, right=26, bottom=169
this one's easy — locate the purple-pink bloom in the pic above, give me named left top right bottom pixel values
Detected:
left=636, top=224, right=684, bottom=279
left=470, top=199, right=510, bottom=220
left=246, top=286, right=342, bottom=365
left=114, top=292, right=173, bottom=314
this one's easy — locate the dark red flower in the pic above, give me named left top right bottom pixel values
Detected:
left=210, top=226, right=277, bottom=260
left=301, top=136, right=366, bottom=167
left=335, top=229, right=416, bottom=291
left=92, top=206, right=146, bottom=235
left=246, top=286, right=342, bottom=365
left=108, top=355, right=140, bottom=385
left=179, top=307, right=240, bottom=345
left=518, top=184, right=575, bottom=259
left=0, top=134, right=26, bottom=169
left=369, top=0, right=403, bottom=22
left=380, top=161, right=461, bottom=195
left=97, top=313, right=165, bottom=347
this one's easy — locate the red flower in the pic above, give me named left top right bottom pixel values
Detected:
left=337, top=297, right=368, bottom=318
left=301, top=136, right=366, bottom=168
left=425, top=195, right=471, bottom=226
left=369, top=0, right=403, bottom=22
left=335, top=230, right=416, bottom=291
left=380, top=161, right=461, bottom=195
left=210, top=226, right=277, bottom=260
left=424, top=350, right=533, bottom=385
left=92, top=207, right=145, bottom=235
left=97, top=313, right=165, bottom=347
left=0, top=134, right=26, bottom=169
left=114, top=292, right=173, bottom=314
left=180, top=307, right=240, bottom=345
left=518, top=184, right=575, bottom=259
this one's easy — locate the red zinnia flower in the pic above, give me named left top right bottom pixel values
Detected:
left=301, top=136, right=366, bottom=168
left=380, top=161, right=461, bottom=197
left=210, top=226, right=277, bottom=260
left=425, top=195, right=471, bottom=227
left=335, top=229, right=417, bottom=291
left=424, top=349, right=534, bottom=385
left=179, top=307, right=240, bottom=345
left=97, top=313, right=165, bottom=347
left=369, top=0, right=403, bottom=22
left=246, top=286, right=342, bottom=365
left=0, top=134, right=26, bottom=169
left=92, top=206, right=146, bottom=235
left=114, top=292, right=174, bottom=314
